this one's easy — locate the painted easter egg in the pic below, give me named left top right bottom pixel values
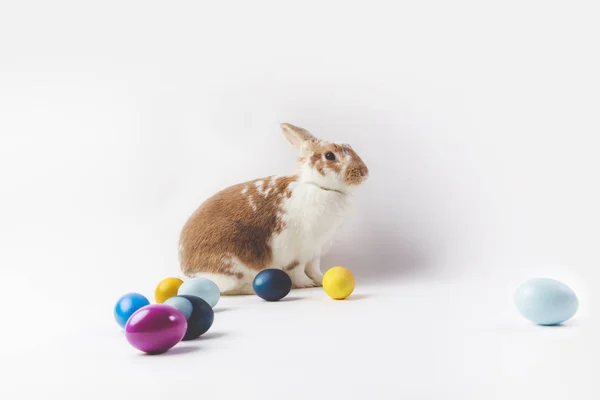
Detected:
left=164, top=296, right=194, bottom=320
left=178, top=277, right=220, bottom=308
left=114, top=292, right=150, bottom=328
left=124, top=304, right=187, bottom=354
left=155, top=277, right=184, bottom=304
left=514, top=278, right=578, bottom=326
left=253, top=269, right=292, bottom=301
left=178, top=295, right=215, bottom=340
left=323, top=266, right=355, bottom=300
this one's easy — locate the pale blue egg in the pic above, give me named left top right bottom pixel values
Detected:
left=164, top=296, right=194, bottom=320
left=178, top=277, right=220, bottom=308
left=514, top=278, right=578, bottom=325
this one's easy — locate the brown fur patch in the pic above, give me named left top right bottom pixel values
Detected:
left=326, top=159, right=342, bottom=174
left=343, top=149, right=369, bottom=185
left=283, top=261, right=300, bottom=271
left=309, top=153, right=326, bottom=176
left=179, top=175, right=298, bottom=275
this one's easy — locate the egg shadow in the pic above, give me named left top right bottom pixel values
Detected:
left=139, top=346, right=200, bottom=357
left=344, top=293, right=370, bottom=301
left=214, top=307, right=234, bottom=313
left=278, top=296, right=303, bottom=302
left=198, top=331, right=229, bottom=340
left=535, top=320, right=579, bottom=329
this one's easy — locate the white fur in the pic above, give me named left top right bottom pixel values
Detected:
left=190, top=272, right=255, bottom=295
left=272, top=181, right=352, bottom=265
left=287, top=262, right=317, bottom=288
left=305, top=256, right=323, bottom=283
left=190, top=257, right=258, bottom=295
left=299, top=159, right=349, bottom=194
left=255, top=180, right=272, bottom=197
left=272, top=182, right=352, bottom=287
left=214, top=180, right=353, bottom=294
left=247, top=194, right=257, bottom=212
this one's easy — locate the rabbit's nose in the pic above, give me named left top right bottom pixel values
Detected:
left=356, top=164, right=369, bottom=178
left=345, top=164, right=369, bottom=185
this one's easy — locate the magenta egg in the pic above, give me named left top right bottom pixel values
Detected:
left=124, top=304, right=187, bottom=354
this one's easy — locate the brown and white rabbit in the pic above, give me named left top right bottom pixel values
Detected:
left=179, top=123, right=369, bottom=295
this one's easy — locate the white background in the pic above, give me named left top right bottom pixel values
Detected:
left=1, top=1, right=598, bottom=399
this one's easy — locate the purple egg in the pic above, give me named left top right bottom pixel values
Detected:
left=125, top=304, right=187, bottom=354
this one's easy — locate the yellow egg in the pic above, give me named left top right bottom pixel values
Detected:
left=322, top=266, right=355, bottom=300
left=154, top=277, right=184, bottom=304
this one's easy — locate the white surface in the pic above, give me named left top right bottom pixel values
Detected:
left=1, top=0, right=599, bottom=399
left=2, top=281, right=597, bottom=400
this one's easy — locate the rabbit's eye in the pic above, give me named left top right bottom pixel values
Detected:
left=325, top=152, right=336, bottom=161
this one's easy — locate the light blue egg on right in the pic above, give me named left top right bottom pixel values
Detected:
left=514, top=278, right=578, bottom=326
left=178, top=277, right=220, bottom=308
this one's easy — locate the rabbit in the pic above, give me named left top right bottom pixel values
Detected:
left=178, top=122, right=369, bottom=295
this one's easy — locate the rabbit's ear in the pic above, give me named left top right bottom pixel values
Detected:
left=281, top=123, right=316, bottom=148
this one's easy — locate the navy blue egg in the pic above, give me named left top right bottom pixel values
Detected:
left=253, top=269, right=292, bottom=301
left=179, top=295, right=214, bottom=340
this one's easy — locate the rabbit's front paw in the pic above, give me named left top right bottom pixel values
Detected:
left=309, top=275, right=323, bottom=287
left=305, top=258, right=323, bottom=287
left=288, top=266, right=317, bottom=289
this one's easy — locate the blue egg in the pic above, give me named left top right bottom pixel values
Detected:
left=164, top=296, right=194, bottom=320
left=179, top=295, right=215, bottom=340
left=514, top=278, right=578, bottom=326
left=114, top=292, right=150, bottom=328
left=253, top=269, right=292, bottom=301
left=178, top=278, right=220, bottom=308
